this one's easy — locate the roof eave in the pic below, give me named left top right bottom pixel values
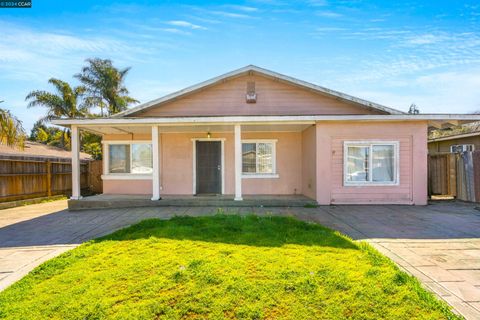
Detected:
left=52, top=114, right=480, bottom=128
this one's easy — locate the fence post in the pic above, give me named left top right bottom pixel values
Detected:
left=46, top=160, right=52, bottom=197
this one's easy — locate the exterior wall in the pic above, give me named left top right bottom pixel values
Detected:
left=103, top=180, right=152, bottom=195
left=101, top=131, right=302, bottom=196
left=242, top=132, right=302, bottom=195
left=428, top=136, right=480, bottom=154
left=301, top=125, right=317, bottom=199
left=316, top=121, right=428, bottom=205
left=102, top=133, right=153, bottom=195
left=135, top=74, right=385, bottom=117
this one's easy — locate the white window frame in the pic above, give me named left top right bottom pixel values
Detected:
left=343, top=140, right=400, bottom=186
left=102, top=140, right=153, bottom=180
left=450, top=144, right=474, bottom=153
left=241, top=139, right=279, bottom=179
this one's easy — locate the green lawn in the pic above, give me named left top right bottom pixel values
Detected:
left=0, top=214, right=460, bottom=320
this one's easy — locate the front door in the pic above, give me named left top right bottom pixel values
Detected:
left=196, top=141, right=221, bottom=194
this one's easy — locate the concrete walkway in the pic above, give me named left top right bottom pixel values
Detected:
left=1, top=201, right=480, bottom=319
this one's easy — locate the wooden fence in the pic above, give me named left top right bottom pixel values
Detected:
left=428, top=153, right=457, bottom=197
left=428, top=151, right=480, bottom=202
left=0, top=156, right=99, bottom=203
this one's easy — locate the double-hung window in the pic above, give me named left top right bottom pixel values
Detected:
left=106, top=142, right=153, bottom=176
left=344, top=141, right=399, bottom=185
left=242, top=140, right=277, bottom=177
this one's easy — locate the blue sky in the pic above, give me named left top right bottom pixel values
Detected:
left=1, top=0, right=480, bottom=131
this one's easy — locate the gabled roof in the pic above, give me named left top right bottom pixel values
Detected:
left=114, top=65, right=405, bottom=118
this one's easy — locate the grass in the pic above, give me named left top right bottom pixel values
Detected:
left=0, top=214, right=460, bottom=320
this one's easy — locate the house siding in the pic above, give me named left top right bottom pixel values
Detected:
left=101, top=131, right=303, bottom=196
left=316, top=121, right=428, bottom=205
left=134, top=74, right=385, bottom=118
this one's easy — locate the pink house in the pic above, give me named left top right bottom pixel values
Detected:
left=53, top=65, right=479, bottom=206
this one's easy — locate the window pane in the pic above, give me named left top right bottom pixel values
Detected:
left=346, top=146, right=369, bottom=181
left=242, top=143, right=256, bottom=173
left=109, top=145, right=130, bottom=173
left=257, top=143, right=273, bottom=173
left=372, top=145, right=394, bottom=182
left=131, top=144, right=153, bottom=174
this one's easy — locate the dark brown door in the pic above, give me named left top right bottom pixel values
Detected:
left=196, top=141, right=221, bottom=194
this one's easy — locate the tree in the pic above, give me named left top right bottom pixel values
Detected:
left=75, top=58, right=138, bottom=116
left=26, top=78, right=88, bottom=149
left=25, top=78, right=88, bottom=121
left=0, top=101, right=25, bottom=148
left=408, top=103, right=420, bottom=114
left=81, top=132, right=102, bottom=160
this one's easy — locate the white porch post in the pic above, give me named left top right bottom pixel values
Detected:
left=151, top=125, right=161, bottom=201
left=70, top=125, right=81, bottom=200
left=234, top=124, right=243, bottom=201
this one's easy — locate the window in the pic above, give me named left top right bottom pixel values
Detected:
left=242, top=140, right=276, bottom=176
left=344, top=141, right=398, bottom=185
left=450, top=144, right=474, bottom=153
left=107, top=142, right=153, bottom=174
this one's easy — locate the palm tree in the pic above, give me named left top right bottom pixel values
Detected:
left=0, top=101, right=25, bottom=148
left=25, top=79, right=88, bottom=148
left=75, top=58, right=138, bottom=116
left=25, top=78, right=87, bottom=121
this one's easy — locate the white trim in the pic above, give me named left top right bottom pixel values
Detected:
left=343, top=140, right=400, bottom=186
left=234, top=125, right=243, bottom=201
left=70, top=125, right=82, bottom=200
left=103, top=140, right=154, bottom=179
left=241, top=139, right=277, bottom=176
left=192, top=138, right=225, bottom=195
left=52, top=114, right=480, bottom=127
left=112, top=65, right=404, bottom=117
left=151, top=126, right=160, bottom=201
left=101, top=174, right=152, bottom=180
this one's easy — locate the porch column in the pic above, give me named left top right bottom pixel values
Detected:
left=234, top=124, right=243, bottom=201
left=151, top=125, right=161, bottom=201
left=71, top=125, right=81, bottom=200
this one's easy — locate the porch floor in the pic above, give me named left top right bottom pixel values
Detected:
left=68, top=194, right=317, bottom=210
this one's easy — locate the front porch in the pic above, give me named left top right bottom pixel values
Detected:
left=68, top=194, right=317, bottom=210
left=68, top=121, right=317, bottom=208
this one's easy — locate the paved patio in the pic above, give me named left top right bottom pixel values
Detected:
left=1, top=200, right=480, bottom=319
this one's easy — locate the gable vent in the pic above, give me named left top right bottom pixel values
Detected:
left=246, top=81, right=257, bottom=103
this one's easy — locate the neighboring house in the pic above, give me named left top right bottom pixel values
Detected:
left=0, top=141, right=91, bottom=160
left=53, top=65, right=480, bottom=205
left=429, top=131, right=480, bottom=154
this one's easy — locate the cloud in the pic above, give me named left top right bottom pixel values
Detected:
left=159, top=28, right=191, bottom=35
left=224, top=5, right=258, bottom=12
left=211, top=11, right=252, bottom=19
left=405, top=34, right=445, bottom=45
left=315, top=10, right=343, bottom=18
left=350, top=69, right=480, bottom=114
left=166, top=20, right=207, bottom=30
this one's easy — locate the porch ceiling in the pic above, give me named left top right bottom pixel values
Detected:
left=79, top=123, right=313, bottom=135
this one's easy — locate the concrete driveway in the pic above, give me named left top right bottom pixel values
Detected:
left=1, top=200, right=480, bottom=319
